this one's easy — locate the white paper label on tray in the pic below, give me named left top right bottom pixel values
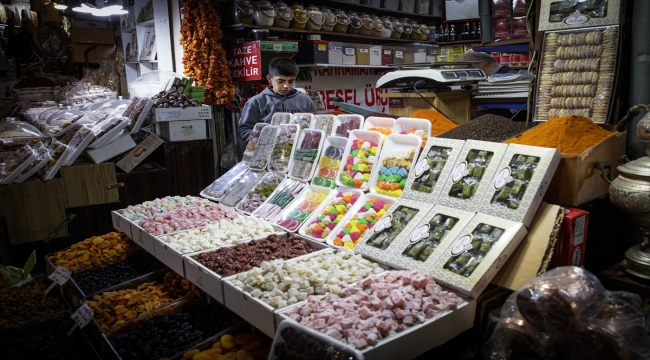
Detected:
left=493, top=167, right=514, bottom=191
left=374, top=215, right=392, bottom=234
left=70, top=304, right=93, bottom=329
left=451, top=162, right=469, bottom=183
left=451, top=235, right=473, bottom=256
left=414, top=158, right=430, bottom=178
left=48, top=266, right=72, bottom=285
left=409, top=224, right=430, bottom=244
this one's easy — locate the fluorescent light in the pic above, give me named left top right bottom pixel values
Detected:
left=72, top=3, right=95, bottom=13
left=54, top=4, right=68, bottom=10
left=73, top=2, right=128, bottom=16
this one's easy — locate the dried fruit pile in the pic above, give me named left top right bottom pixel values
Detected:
left=180, top=0, right=234, bottom=104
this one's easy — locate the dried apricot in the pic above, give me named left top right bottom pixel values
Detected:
left=234, top=333, right=253, bottom=345
left=236, top=350, right=254, bottom=360
left=221, top=334, right=236, bottom=349
left=183, top=349, right=200, bottom=359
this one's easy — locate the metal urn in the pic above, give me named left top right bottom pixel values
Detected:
left=598, top=104, right=650, bottom=279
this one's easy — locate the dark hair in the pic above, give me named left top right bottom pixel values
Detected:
left=268, top=57, right=299, bottom=77
left=459, top=51, right=498, bottom=66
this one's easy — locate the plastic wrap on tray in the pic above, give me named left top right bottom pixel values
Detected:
left=443, top=223, right=505, bottom=277
left=57, top=83, right=116, bottom=107
left=14, top=142, right=51, bottom=183
left=329, top=195, right=393, bottom=249
left=402, top=213, right=459, bottom=262
left=271, top=321, right=363, bottom=360
left=60, top=124, right=94, bottom=166
left=301, top=190, right=360, bottom=241
left=270, top=112, right=292, bottom=126
left=312, top=139, right=346, bottom=189
left=448, top=149, right=495, bottom=200
left=0, top=119, right=49, bottom=152
left=120, top=195, right=212, bottom=221
left=122, top=96, right=152, bottom=132
left=87, top=99, right=131, bottom=118
left=311, top=114, right=335, bottom=136
left=289, top=129, right=323, bottom=180
left=35, top=106, right=63, bottom=125
left=219, top=169, right=266, bottom=207
left=242, top=123, right=269, bottom=163
left=38, top=139, right=68, bottom=181
left=334, top=114, right=363, bottom=138
left=201, top=162, right=249, bottom=200
left=269, top=124, right=298, bottom=172
left=42, top=109, right=94, bottom=136
left=365, top=205, right=420, bottom=250
left=484, top=266, right=650, bottom=360
left=273, top=188, right=330, bottom=232
left=410, top=145, right=453, bottom=194
left=249, top=125, right=278, bottom=170
left=88, top=116, right=130, bottom=148
left=236, top=171, right=286, bottom=214
left=0, top=144, right=36, bottom=184
left=290, top=112, right=312, bottom=131
left=490, top=154, right=541, bottom=210
left=252, top=178, right=309, bottom=221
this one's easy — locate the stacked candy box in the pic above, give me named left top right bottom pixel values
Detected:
left=326, top=194, right=394, bottom=249
left=299, top=189, right=362, bottom=242
left=337, top=130, right=382, bottom=191
left=371, top=134, right=421, bottom=198
left=268, top=124, right=299, bottom=172
left=311, top=136, right=347, bottom=189
left=242, top=123, right=269, bottom=163
left=273, top=187, right=331, bottom=232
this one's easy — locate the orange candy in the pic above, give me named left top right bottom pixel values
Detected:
left=357, top=224, right=368, bottom=232
left=313, top=225, right=323, bottom=232
left=334, top=238, right=344, bottom=246
left=390, top=182, right=402, bottom=191
left=353, top=179, right=364, bottom=188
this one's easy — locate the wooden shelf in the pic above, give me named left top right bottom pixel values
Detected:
left=442, top=18, right=480, bottom=24
left=326, top=0, right=442, bottom=20
left=435, top=37, right=530, bottom=48
left=297, top=63, right=393, bottom=69
left=437, top=39, right=482, bottom=45
left=223, top=23, right=437, bottom=44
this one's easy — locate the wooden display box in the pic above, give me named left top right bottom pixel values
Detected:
left=543, top=129, right=626, bottom=206
left=379, top=91, right=471, bottom=125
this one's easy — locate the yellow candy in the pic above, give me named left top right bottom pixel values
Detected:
left=335, top=205, right=345, bottom=213
left=336, top=215, right=344, bottom=222
left=358, top=164, right=367, bottom=172
left=394, top=190, right=403, bottom=197
left=351, top=227, right=360, bottom=233
left=350, top=220, right=358, bottom=227
left=344, top=242, right=355, bottom=249
left=370, top=146, right=378, bottom=153
left=326, top=206, right=334, bottom=213
left=377, top=209, right=386, bottom=216
left=363, top=173, right=371, bottom=181
left=358, top=151, right=366, bottom=159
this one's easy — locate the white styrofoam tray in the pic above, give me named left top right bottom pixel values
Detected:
left=267, top=124, right=300, bottom=174
left=235, top=171, right=288, bottom=216
left=252, top=178, right=310, bottom=222
left=272, top=185, right=333, bottom=233
left=394, top=117, right=432, bottom=137
left=1, top=150, right=37, bottom=185
left=248, top=125, right=279, bottom=171
left=368, top=134, right=422, bottom=198
left=310, top=135, right=348, bottom=189
left=13, top=150, right=50, bottom=184
left=88, top=117, right=130, bottom=149
left=335, top=130, right=384, bottom=192
left=200, top=162, right=249, bottom=202
left=362, top=116, right=395, bottom=134
left=63, top=127, right=95, bottom=166
left=287, top=129, right=325, bottom=182
left=129, top=221, right=156, bottom=255
left=41, top=146, right=72, bottom=181
left=309, top=114, right=336, bottom=137
left=298, top=188, right=364, bottom=243
left=111, top=210, right=134, bottom=240
left=129, top=97, right=154, bottom=134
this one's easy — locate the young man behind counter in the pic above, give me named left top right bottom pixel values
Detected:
left=238, top=58, right=316, bottom=143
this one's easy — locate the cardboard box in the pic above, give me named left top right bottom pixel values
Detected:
left=85, top=133, right=136, bottom=164
left=154, top=105, right=213, bottom=122
left=538, top=0, right=620, bottom=31
left=157, top=120, right=208, bottom=142
left=508, top=54, right=521, bottom=67
left=511, top=16, right=529, bottom=39
left=445, top=0, right=479, bottom=21
left=513, top=0, right=526, bottom=17
left=518, top=54, right=530, bottom=67
left=549, top=208, right=589, bottom=268
left=129, top=221, right=156, bottom=255
left=479, top=144, right=561, bottom=228
left=492, top=0, right=513, bottom=19
left=115, top=132, right=164, bottom=173
left=448, top=44, right=465, bottom=55
left=72, top=44, right=117, bottom=64
left=492, top=18, right=512, bottom=41
left=111, top=211, right=133, bottom=240
left=431, top=213, right=528, bottom=298
left=543, top=129, right=626, bottom=206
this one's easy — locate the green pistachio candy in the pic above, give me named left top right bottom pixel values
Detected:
left=419, top=246, right=434, bottom=261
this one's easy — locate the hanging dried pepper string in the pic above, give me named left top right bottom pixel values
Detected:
left=180, top=0, right=235, bottom=105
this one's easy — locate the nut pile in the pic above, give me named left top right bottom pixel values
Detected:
left=183, top=332, right=271, bottom=360
left=119, top=195, right=212, bottom=221
left=0, top=277, right=67, bottom=330
left=139, top=203, right=238, bottom=235
left=48, top=232, right=135, bottom=272
left=152, top=89, right=201, bottom=108
left=231, top=251, right=384, bottom=309
left=193, top=234, right=317, bottom=277
left=157, top=215, right=277, bottom=253
left=85, top=272, right=198, bottom=331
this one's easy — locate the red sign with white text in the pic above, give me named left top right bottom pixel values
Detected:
left=228, top=41, right=262, bottom=82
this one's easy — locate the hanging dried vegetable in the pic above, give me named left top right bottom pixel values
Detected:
left=180, top=0, right=235, bottom=105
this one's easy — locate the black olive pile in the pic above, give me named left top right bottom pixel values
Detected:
left=0, top=316, right=97, bottom=359
left=152, top=90, right=201, bottom=108
left=273, top=327, right=360, bottom=360
left=110, top=303, right=241, bottom=360
left=71, top=252, right=163, bottom=295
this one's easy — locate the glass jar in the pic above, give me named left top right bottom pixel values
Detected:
left=380, top=16, right=393, bottom=38
left=391, top=17, right=404, bottom=39
left=305, top=5, right=324, bottom=31
left=410, top=20, right=421, bottom=40
left=253, top=1, right=276, bottom=27
left=401, top=18, right=412, bottom=39
left=230, top=0, right=254, bottom=24
left=419, top=23, right=430, bottom=41
left=273, top=1, right=293, bottom=28
left=321, top=8, right=336, bottom=32
left=347, top=11, right=361, bottom=35
left=290, top=3, right=308, bottom=30
left=332, top=9, right=350, bottom=33
left=371, top=14, right=383, bottom=37
left=359, top=13, right=374, bottom=36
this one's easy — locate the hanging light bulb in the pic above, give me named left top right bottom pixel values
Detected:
left=72, top=3, right=96, bottom=13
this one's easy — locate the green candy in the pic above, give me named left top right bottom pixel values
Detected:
left=343, top=228, right=351, bottom=235
left=350, top=149, right=359, bottom=157
left=399, top=178, right=407, bottom=188
left=352, top=164, right=360, bottom=171
left=358, top=218, right=369, bottom=225
left=364, top=203, right=373, bottom=210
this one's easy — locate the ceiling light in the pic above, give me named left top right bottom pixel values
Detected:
left=54, top=4, right=68, bottom=10
left=73, top=2, right=128, bottom=16
left=72, top=3, right=95, bottom=13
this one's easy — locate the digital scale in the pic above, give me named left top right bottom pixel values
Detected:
left=376, top=62, right=487, bottom=92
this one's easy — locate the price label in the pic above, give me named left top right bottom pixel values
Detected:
left=345, top=48, right=355, bottom=55
left=273, top=43, right=283, bottom=52
left=23, top=250, right=36, bottom=280
left=69, top=304, right=93, bottom=335
left=48, top=266, right=72, bottom=286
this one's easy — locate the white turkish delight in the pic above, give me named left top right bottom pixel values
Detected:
left=250, top=289, right=263, bottom=298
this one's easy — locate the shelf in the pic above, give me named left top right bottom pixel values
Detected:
left=297, top=63, right=393, bottom=69
left=437, top=39, right=482, bottom=45
left=442, top=18, right=480, bottom=24
left=481, top=38, right=530, bottom=47
left=125, top=61, right=140, bottom=64
left=326, top=0, right=442, bottom=20
left=137, top=19, right=155, bottom=27
left=223, top=23, right=436, bottom=44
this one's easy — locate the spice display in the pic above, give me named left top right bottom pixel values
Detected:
left=230, top=0, right=254, bottom=24
left=290, top=129, right=322, bottom=180
left=366, top=205, right=419, bottom=250
left=444, top=223, right=505, bottom=276
left=249, top=125, right=278, bottom=170
left=339, top=139, right=379, bottom=190
left=321, top=7, right=336, bottom=32
left=375, top=148, right=416, bottom=197
left=202, top=163, right=249, bottom=200
left=273, top=1, right=292, bottom=28
left=305, top=5, right=324, bottom=31
left=371, top=14, right=384, bottom=37
left=237, top=171, right=285, bottom=213
left=181, top=0, right=234, bottom=104
left=449, top=149, right=495, bottom=200
left=253, top=1, right=275, bottom=27
left=253, top=178, right=308, bottom=221
left=110, top=303, right=240, bottom=360
left=157, top=215, right=276, bottom=253
left=491, top=154, right=540, bottom=209
left=273, top=325, right=360, bottom=360
left=437, top=114, right=529, bottom=142
left=85, top=271, right=198, bottom=331
left=120, top=195, right=212, bottom=221
left=410, top=109, right=458, bottom=136
left=402, top=214, right=459, bottom=262
left=304, top=191, right=359, bottom=240
left=312, top=143, right=345, bottom=188
left=360, top=13, right=374, bottom=36
left=194, top=234, right=316, bottom=277
left=269, top=125, right=297, bottom=172
left=504, top=115, right=613, bottom=154
left=71, top=252, right=163, bottom=296
left=410, top=146, right=453, bottom=193
left=391, top=18, right=404, bottom=39
left=243, top=123, right=270, bottom=163
left=0, top=277, right=67, bottom=330
left=536, top=27, right=619, bottom=123
left=219, top=169, right=266, bottom=207
left=332, top=198, right=391, bottom=248
left=347, top=11, right=361, bottom=34
left=139, top=203, right=238, bottom=235
left=290, top=112, right=312, bottom=130
left=274, top=190, right=328, bottom=232
left=231, top=251, right=384, bottom=308
left=48, top=232, right=135, bottom=272
left=184, top=332, right=270, bottom=360
left=290, top=3, right=308, bottom=30
left=283, top=270, right=459, bottom=350
left=332, top=9, right=350, bottom=33
left=0, top=316, right=98, bottom=360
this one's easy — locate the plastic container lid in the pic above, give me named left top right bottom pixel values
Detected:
left=88, top=116, right=130, bottom=149
left=0, top=118, right=45, bottom=139
left=43, top=109, right=87, bottom=136
left=87, top=99, right=132, bottom=118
